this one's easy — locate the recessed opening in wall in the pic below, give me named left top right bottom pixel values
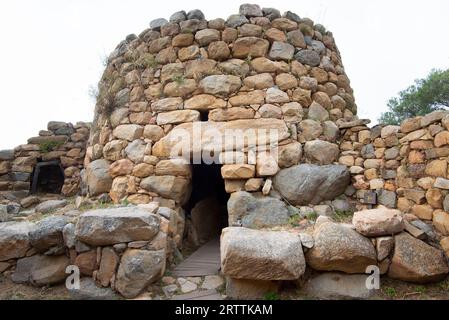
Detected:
left=30, top=160, right=65, bottom=194
left=184, top=163, right=229, bottom=247
left=200, top=111, right=209, bottom=122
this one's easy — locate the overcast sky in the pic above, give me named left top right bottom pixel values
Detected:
left=0, top=0, right=448, bottom=150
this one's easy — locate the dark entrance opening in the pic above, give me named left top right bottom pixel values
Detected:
left=30, top=160, right=65, bottom=194
left=184, top=163, right=229, bottom=247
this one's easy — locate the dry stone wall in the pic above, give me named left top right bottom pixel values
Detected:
left=0, top=122, right=90, bottom=206
left=339, top=111, right=449, bottom=255
left=84, top=4, right=358, bottom=219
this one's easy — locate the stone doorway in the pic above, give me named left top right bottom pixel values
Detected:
left=184, top=163, right=229, bottom=246
left=30, top=160, right=65, bottom=194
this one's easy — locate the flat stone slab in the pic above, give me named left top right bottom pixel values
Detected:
left=171, top=289, right=222, bottom=300
left=75, top=207, right=160, bottom=246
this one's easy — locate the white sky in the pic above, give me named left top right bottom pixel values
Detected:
left=0, top=0, right=448, bottom=150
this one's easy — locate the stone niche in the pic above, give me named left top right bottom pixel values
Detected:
left=83, top=3, right=357, bottom=237
left=0, top=121, right=90, bottom=201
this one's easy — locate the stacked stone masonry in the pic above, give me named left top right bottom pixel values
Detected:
left=0, top=121, right=90, bottom=201
left=1, top=4, right=449, bottom=300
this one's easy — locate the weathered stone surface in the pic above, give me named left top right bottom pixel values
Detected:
left=209, top=107, right=255, bottom=121
left=12, top=254, right=69, bottom=286
left=278, top=142, right=302, bottom=168
left=226, top=278, right=279, bottom=300
left=306, top=222, right=377, bottom=273
left=153, top=119, right=289, bottom=157
left=268, top=41, right=294, bottom=61
left=116, top=249, right=166, bottom=298
left=97, top=247, right=119, bottom=287
left=221, top=164, right=255, bottom=179
left=239, top=3, right=263, bottom=17
left=184, top=94, right=227, bottom=111
left=227, top=192, right=289, bottom=228
left=0, top=222, right=34, bottom=261
left=266, top=87, right=289, bottom=104
left=304, top=273, right=376, bottom=300
left=157, top=110, right=200, bottom=125
left=195, top=29, right=220, bottom=46
left=232, top=37, right=269, bottom=58
left=140, top=175, right=190, bottom=204
left=86, top=159, right=113, bottom=196
left=299, top=119, right=323, bottom=141
left=376, top=236, right=394, bottom=261
left=75, top=207, right=160, bottom=246
left=256, top=152, right=279, bottom=176
left=35, top=199, right=68, bottom=214
left=221, top=227, right=305, bottom=280
left=433, top=210, right=449, bottom=235
left=155, top=159, right=191, bottom=177
left=421, top=110, right=449, bottom=127
left=199, top=75, right=241, bottom=97
left=295, top=49, right=321, bottom=67
left=75, top=250, right=97, bottom=276
left=109, top=159, right=134, bottom=177
left=388, top=232, right=449, bottom=283
left=29, top=216, right=70, bottom=254
left=273, top=164, right=350, bottom=206
left=151, top=97, right=183, bottom=113
left=113, top=125, right=143, bottom=141
left=352, top=207, right=405, bottom=237
left=243, top=73, right=274, bottom=89
left=304, top=140, right=339, bottom=165
left=69, top=278, right=119, bottom=300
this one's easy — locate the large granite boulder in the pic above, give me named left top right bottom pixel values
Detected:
left=0, top=222, right=34, bottom=262
left=140, top=175, right=191, bottom=205
left=116, top=249, right=166, bottom=298
left=86, top=159, right=113, bottom=196
left=273, top=164, right=350, bottom=206
left=29, top=216, right=71, bottom=254
left=388, top=232, right=449, bottom=283
left=12, top=254, right=70, bottom=286
left=306, top=222, right=377, bottom=274
left=75, top=207, right=160, bottom=246
left=220, top=227, right=306, bottom=280
left=227, top=191, right=289, bottom=228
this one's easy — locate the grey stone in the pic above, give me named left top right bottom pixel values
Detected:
left=187, top=9, right=205, bottom=20
left=116, top=249, right=166, bottom=298
left=221, top=227, right=306, bottom=280
left=35, top=199, right=68, bottom=214
left=169, top=11, right=187, bottom=23
left=86, top=159, right=112, bottom=196
left=295, top=49, right=321, bottom=67
left=305, top=273, right=376, bottom=299
left=361, top=144, right=375, bottom=159
left=283, top=11, right=301, bottom=23
left=304, top=140, right=339, bottom=165
left=29, top=216, right=70, bottom=254
left=75, top=207, right=160, bottom=246
left=239, top=4, right=263, bottom=17
left=262, top=8, right=281, bottom=20
left=306, top=222, right=377, bottom=273
left=0, top=150, right=14, bottom=161
left=69, top=278, right=119, bottom=300
left=63, top=223, right=76, bottom=249
left=268, top=41, right=294, bottom=61
left=9, top=172, right=31, bottom=182
left=199, top=75, right=242, bottom=97
left=150, top=18, right=168, bottom=30
left=388, top=232, right=449, bottom=283
left=311, top=40, right=326, bottom=54
left=124, top=139, right=146, bottom=163
left=7, top=203, right=21, bottom=215
left=227, top=191, right=290, bottom=228
left=273, top=164, right=350, bottom=206
left=444, top=194, right=449, bottom=212
left=0, top=221, right=34, bottom=261
left=377, top=189, right=397, bottom=208
left=313, top=205, right=334, bottom=217
left=226, top=14, right=249, bottom=28
left=332, top=199, right=352, bottom=212
left=12, top=254, right=69, bottom=286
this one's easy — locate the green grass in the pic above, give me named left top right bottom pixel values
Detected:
left=384, top=287, right=397, bottom=298
left=415, top=286, right=426, bottom=294
left=288, top=214, right=302, bottom=227
left=264, top=292, right=279, bottom=300
left=333, top=210, right=354, bottom=223
left=172, top=74, right=186, bottom=85
left=39, top=141, right=64, bottom=153
left=306, top=211, right=318, bottom=221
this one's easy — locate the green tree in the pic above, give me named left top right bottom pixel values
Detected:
left=379, top=69, right=449, bottom=125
